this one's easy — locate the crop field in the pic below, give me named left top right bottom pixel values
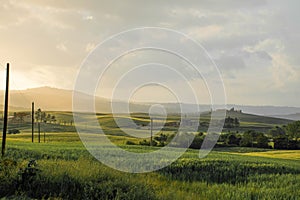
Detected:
left=2, top=110, right=292, bottom=134
left=0, top=112, right=299, bottom=199
left=232, top=150, right=300, bottom=160
left=1, top=1, right=299, bottom=199
left=0, top=131, right=299, bottom=200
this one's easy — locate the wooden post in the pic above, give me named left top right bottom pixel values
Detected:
left=32, top=102, right=34, bottom=143
left=1, top=63, right=10, bottom=157
left=150, top=118, right=153, bottom=146
left=38, top=122, right=40, bottom=143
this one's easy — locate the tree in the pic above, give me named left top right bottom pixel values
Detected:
left=286, top=121, right=300, bottom=141
left=219, top=133, right=229, bottom=143
left=274, top=135, right=289, bottom=149
left=243, top=130, right=256, bottom=146
left=13, top=112, right=17, bottom=120
left=154, top=133, right=168, bottom=146
left=269, top=126, right=286, bottom=138
left=17, top=112, right=28, bottom=122
left=46, top=114, right=51, bottom=123
left=226, top=134, right=240, bottom=146
left=35, top=108, right=42, bottom=122
left=190, top=136, right=203, bottom=149
left=51, top=116, right=56, bottom=124
left=256, top=135, right=269, bottom=148
left=234, top=117, right=240, bottom=128
left=154, top=133, right=168, bottom=143
left=240, top=135, right=252, bottom=147
left=224, top=117, right=234, bottom=128
left=41, top=112, right=47, bottom=123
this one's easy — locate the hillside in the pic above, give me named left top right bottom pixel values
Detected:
left=0, top=87, right=149, bottom=113
left=271, top=113, right=300, bottom=121
left=0, top=87, right=300, bottom=117
left=199, top=109, right=292, bottom=132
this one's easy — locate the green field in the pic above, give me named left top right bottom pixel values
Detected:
left=231, top=150, right=300, bottom=160
left=2, top=110, right=292, bottom=134
left=0, top=131, right=299, bottom=200
left=0, top=112, right=299, bottom=199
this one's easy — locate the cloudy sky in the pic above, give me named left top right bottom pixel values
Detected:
left=0, top=0, right=299, bottom=106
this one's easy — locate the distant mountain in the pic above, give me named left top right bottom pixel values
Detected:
left=0, top=87, right=149, bottom=113
left=0, top=87, right=82, bottom=111
left=0, top=104, right=28, bottom=112
left=203, top=109, right=293, bottom=125
left=0, top=86, right=300, bottom=116
left=270, top=113, right=300, bottom=121
left=225, top=105, right=300, bottom=116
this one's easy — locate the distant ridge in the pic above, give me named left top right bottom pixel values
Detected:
left=270, top=113, right=300, bottom=121
left=0, top=86, right=149, bottom=113
left=0, top=86, right=300, bottom=116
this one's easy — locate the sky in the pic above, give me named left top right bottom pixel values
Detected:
left=0, top=0, right=299, bottom=106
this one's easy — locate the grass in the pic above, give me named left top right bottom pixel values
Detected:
left=1, top=132, right=299, bottom=199
left=232, top=150, right=300, bottom=160
left=0, top=111, right=298, bottom=199
left=2, top=110, right=293, bottom=136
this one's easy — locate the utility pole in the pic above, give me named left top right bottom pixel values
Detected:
left=2, top=63, right=10, bottom=157
left=38, top=122, right=40, bottom=143
left=150, top=118, right=153, bottom=146
left=31, top=102, right=34, bottom=143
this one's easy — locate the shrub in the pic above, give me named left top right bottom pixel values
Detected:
left=239, top=135, right=253, bottom=147
left=256, top=135, right=269, bottom=148
left=125, top=140, right=136, bottom=145
left=139, top=140, right=157, bottom=146
left=8, top=129, right=20, bottom=134
left=226, top=134, right=240, bottom=146
left=189, top=136, right=203, bottom=149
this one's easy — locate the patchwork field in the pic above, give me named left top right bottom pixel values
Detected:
left=0, top=111, right=299, bottom=199
left=0, top=131, right=299, bottom=200
left=232, top=150, right=300, bottom=160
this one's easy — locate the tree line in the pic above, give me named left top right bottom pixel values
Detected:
left=35, top=109, right=56, bottom=124
left=136, top=120, right=300, bottom=150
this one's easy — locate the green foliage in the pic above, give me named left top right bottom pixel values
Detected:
left=17, top=160, right=40, bottom=192
left=125, top=140, right=136, bottom=145
left=269, top=126, right=286, bottom=138
left=225, top=134, right=241, bottom=146
left=160, top=158, right=299, bottom=184
left=139, top=139, right=158, bottom=146
left=1, top=138, right=300, bottom=200
left=273, top=135, right=300, bottom=150
left=189, top=135, right=203, bottom=149
left=0, top=158, right=18, bottom=196
left=154, top=133, right=168, bottom=146
left=154, top=133, right=168, bottom=143
left=1, top=157, right=155, bottom=199
left=239, top=134, right=253, bottom=147
left=256, top=135, right=269, bottom=148
left=8, top=129, right=20, bottom=134
left=2, top=111, right=300, bottom=200
left=286, top=120, right=300, bottom=140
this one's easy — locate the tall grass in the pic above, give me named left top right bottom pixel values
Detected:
left=0, top=136, right=299, bottom=199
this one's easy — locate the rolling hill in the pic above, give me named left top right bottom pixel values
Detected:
left=270, top=113, right=300, bottom=121
left=0, top=87, right=150, bottom=113
left=0, top=87, right=299, bottom=118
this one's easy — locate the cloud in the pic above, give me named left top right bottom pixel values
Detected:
left=270, top=54, right=299, bottom=89
left=216, top=56, right=246, bottom=70
left=56, top=43, right=68, bottom=52
left=0, top=0, right=299, bottom=106
left=187, top=25, right=223, bottom=41
left=85, top=43, right=96, bottom=53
